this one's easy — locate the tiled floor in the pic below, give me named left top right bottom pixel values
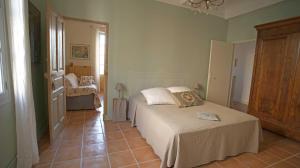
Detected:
left=34, top=110, right=300, bottom=168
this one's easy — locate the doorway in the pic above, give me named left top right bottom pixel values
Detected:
left=230, top=40, right=256, bottom=112
left=63, top=17, right=109, bottom=118
left=45, top=9, right=109, bottom=145
left=98, top=32, right=106, bottom=113
left=206, top=40, right=256, bottom=113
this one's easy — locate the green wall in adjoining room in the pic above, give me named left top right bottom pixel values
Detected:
left=51, top=0, right=228, bottom=119
left=30, top=0, right=48, bottom=140
left=227, top=0, right=300, bottom=42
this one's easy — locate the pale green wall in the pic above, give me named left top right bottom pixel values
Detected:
left=49, top=0, right=300, bottom=120
left=227, top=0, right=300, bottom=42
left=0, top=0, right=300, bottom=167
left=51, top=0, right=228, bottom=119
left=0, top=103, right=16, bottom=168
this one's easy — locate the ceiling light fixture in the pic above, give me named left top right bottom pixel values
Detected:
left=183, top=0, right=224, bottom=13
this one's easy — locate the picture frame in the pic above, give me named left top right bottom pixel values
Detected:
left=71, top=44, right=90, bottom=60
left=28, top=1, right=41, bottom=64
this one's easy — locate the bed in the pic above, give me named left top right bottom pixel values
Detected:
left=128, top=94, right=262, bottom=168
left=65, top=63, right=101, bottom=110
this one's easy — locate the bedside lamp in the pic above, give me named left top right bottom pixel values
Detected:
left=194, top=83, right=205, bottom=99
left=115, top=83, right=125, bottom=98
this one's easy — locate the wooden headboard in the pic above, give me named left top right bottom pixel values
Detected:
left=67, top=63, right=92, bottom=77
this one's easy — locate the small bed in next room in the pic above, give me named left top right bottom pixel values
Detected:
left=65, top=63, right=101, bottom=110
left=128, top=93, right=262, bottom=168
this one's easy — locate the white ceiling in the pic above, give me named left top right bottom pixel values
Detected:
left=156, top=0, right=284, bottom=19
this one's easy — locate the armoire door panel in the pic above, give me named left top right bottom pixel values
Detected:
left=288, top=34, right=300, bottom=140
left=287, top=68, right=300, bottom=140
left=256, top=37, right=289, bottom=123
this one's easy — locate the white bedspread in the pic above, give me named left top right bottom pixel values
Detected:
left=129, top=94, right=262, bottom=168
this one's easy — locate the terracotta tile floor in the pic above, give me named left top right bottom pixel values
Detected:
left=34, top=110, right=300, bottom=168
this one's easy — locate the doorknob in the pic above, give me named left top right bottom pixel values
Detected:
left=43, top=73, right=48, bottom=79
left=52, top=82, right=55, bottom=90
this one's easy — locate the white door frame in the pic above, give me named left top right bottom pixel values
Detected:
left=228, top=39, right=256, bottom=107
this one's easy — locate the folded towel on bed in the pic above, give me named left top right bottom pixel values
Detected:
left=197, top=112, right=221, bottom=121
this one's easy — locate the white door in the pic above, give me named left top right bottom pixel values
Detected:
left=47, top=6, right=65, bottom=143
left=206, top=40, right=234, bottom=106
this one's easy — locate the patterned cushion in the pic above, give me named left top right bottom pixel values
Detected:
left=79, top=76, right=95, bottom=86
left=172, top=91, right=203, bottom=108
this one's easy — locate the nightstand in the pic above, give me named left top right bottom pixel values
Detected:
left=112, top=98, right=127, bottom=121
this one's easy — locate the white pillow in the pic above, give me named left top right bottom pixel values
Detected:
left=167, top=86, right=191, bottom=93
left=141, top=87, right=176, bottom=105
left=65, top=73, right=79, bottom=88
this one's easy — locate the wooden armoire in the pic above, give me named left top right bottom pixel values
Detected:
left=248, top=16, right=300, bottom=141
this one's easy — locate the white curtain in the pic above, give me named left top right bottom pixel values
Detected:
left=5, top=0, right=39, bottom=167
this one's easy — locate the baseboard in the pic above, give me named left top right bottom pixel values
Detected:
left=241, top=100, right=249, bottom=105
left=103, top=114, right=111, bottom=120
left=37, top=118, right=49, bottom=140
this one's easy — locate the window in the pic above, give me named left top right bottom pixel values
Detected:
left=99, top=32, right=106, bottom=75
left=0, top=0, right=10, bottom=106
left=0, top=40, right=4, bottom=95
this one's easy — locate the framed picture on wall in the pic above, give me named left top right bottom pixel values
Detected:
left=71, top=44, right=90, bottom=60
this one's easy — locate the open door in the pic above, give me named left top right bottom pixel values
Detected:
left=46, top=5, right=65, bottom=143
left=206, top=40, right=234, bottom=106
